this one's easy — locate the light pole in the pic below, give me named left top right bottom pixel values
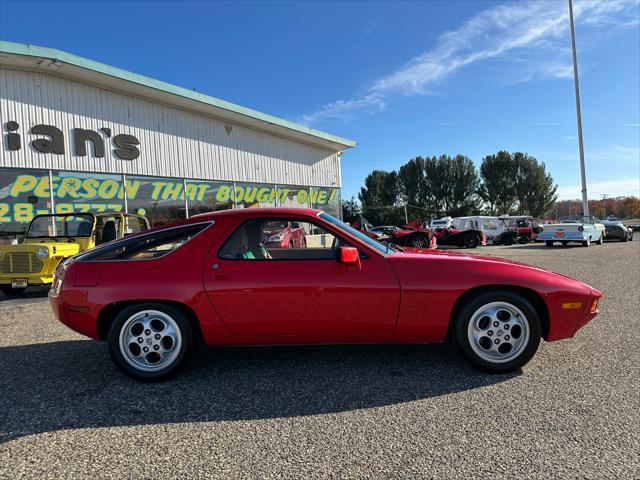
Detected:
left=569, top=0, right=589, bottom=216
left=601, top=193, right=608, bottom=218
left=401, top=195, right=408, bottom=224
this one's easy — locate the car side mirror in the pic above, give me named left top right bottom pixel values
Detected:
left=339, top=246, right=361, bottom=269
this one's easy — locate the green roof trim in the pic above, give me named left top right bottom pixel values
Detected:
left=0, top=40, right=356, bottom=149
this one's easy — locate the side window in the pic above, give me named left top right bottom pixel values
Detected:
left=219, top=218, right=341, bottom=260
left=81, top=223, right=210, bottom=261
left=124, top=216, right=148, bottom=235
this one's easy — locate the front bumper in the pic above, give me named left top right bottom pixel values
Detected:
left=546, top=287, right=603, bottom=341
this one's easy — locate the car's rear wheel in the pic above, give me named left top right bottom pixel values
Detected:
left=545, top=241, right=554, bottom=247
left=108, top=303, right=194, bottom=381
left=582, top=237, right=591, bottom=247
left=0, top=285, right=26, bottom=295
left=502, top=234, right=514, bottom=246
left=596, top=235, right=603, bottom=245
left=452, top=291, right=541, bottom=373
left=463, top=233, right=480, bottom=248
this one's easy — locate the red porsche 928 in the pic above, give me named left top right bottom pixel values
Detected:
left=49, top=208, right=602, bottom=381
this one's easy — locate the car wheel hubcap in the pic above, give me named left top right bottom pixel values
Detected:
left=467, top=302, right=530, bottom=363
left=119, top=310, right=182, bottom=372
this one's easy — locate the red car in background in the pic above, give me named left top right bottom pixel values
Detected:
left=350, top=219, right=437, bottom=250
left=50, top=208, right=602, bottom=381
left=262, top=220, right=306, bottom=248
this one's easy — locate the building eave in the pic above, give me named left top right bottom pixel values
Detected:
left=0, top=40, right=356, bottom=152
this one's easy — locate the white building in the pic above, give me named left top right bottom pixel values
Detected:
left=0, top=41, right=355, bottom=239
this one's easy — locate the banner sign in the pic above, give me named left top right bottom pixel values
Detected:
left=0, top=173, right=338, bottom=223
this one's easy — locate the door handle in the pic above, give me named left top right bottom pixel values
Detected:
left=212, top=263, right=230, bottom=279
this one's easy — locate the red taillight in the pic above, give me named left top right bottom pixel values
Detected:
left=590, top=299, right=599, bottom=313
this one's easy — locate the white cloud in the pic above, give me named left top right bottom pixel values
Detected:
left=298, top=0, right=639, bottom=125
left=557, top=177, right=640, bottom=199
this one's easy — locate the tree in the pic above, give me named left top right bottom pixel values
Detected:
left=620, top=196, right=640, bottom=218
left=512, top=152, right=558, bottom=217
left=479, top=151, right=518, bottom=215
left=398, top=156, right=429, bottom=222
left=358, top=170, right=403, bottom=225
left=340, top=197, right=361, bottom=223
left=448, top=154, right=481, bottom=216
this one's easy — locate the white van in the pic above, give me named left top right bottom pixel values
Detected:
left=429, top=217, right=454, bottom=228
left=453, top=216, right=501, bottom=241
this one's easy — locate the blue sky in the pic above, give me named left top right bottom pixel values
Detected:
left=1, top=0, right=638, bottom=200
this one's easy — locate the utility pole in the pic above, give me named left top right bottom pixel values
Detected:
left=569, top=0, right=589, bottom=216
left=601, top=194, right=608, bottom=218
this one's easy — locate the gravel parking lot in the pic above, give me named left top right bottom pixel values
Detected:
left=1, top=242, right=639, bottom=479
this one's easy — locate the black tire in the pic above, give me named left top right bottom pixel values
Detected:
left=409, top=233, right=429, bottom=248
left=0, top=285, right=26, bottom=295
left=463, top=233, right=480, bottom=248
left=596, top=235, right=603, bottom=245
left=502, top=235, right=514, bottom=246
left=517, top=236, right=528, bottom=244
left=452, top=291, right=542, bottom=373
left=108, top=303, right=194, bottom=382
left=582, top=237, right=591, bottom=247
left=545, top=241, right=554, bottom=247
left=622, top=236, right=628, bottom=242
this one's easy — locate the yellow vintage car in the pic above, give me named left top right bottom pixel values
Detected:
left=0, top=212, right=149, bottom=295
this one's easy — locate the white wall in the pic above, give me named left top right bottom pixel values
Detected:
left=0, top=68, right=341, bottom=187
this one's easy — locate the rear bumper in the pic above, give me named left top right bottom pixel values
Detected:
left=0, top=274, right=53, bottom=285
left=49, top=289, right=100, bottom=340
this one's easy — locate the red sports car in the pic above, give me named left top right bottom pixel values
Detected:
left=262, top=220, right=306, bottom=248
left=49, top=208, right=602, bottom=381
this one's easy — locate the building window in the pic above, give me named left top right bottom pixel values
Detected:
left=186, top=180, right=234, bottom=215
left=0, top=168, right=52, bottom=242
left=125, top=175, right=186, bottom=227
left=52, top=171, right=125, bottom=215
left=234, top=182, right=277, bottom=209
left=311, top=187, right=341, bottom=219
left=276, top=186, right=310, bottom=208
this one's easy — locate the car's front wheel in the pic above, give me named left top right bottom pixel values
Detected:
left=452, top=291, right=541, bottom=373
left=108, top=303, right=194, bottom=381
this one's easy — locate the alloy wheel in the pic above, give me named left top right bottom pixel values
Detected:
left=467, top=302, right=530, bottom=364
left=119, top=310, right=183, bottom=372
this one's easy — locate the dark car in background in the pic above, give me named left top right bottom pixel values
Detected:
left=603, top=222, right=633, bottom=242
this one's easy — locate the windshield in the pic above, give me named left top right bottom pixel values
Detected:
left=431, top=220, right=447, bottom=225
left=27, top=214, right=94, bottom=238
left=319, top=212, right=393, bottom=255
